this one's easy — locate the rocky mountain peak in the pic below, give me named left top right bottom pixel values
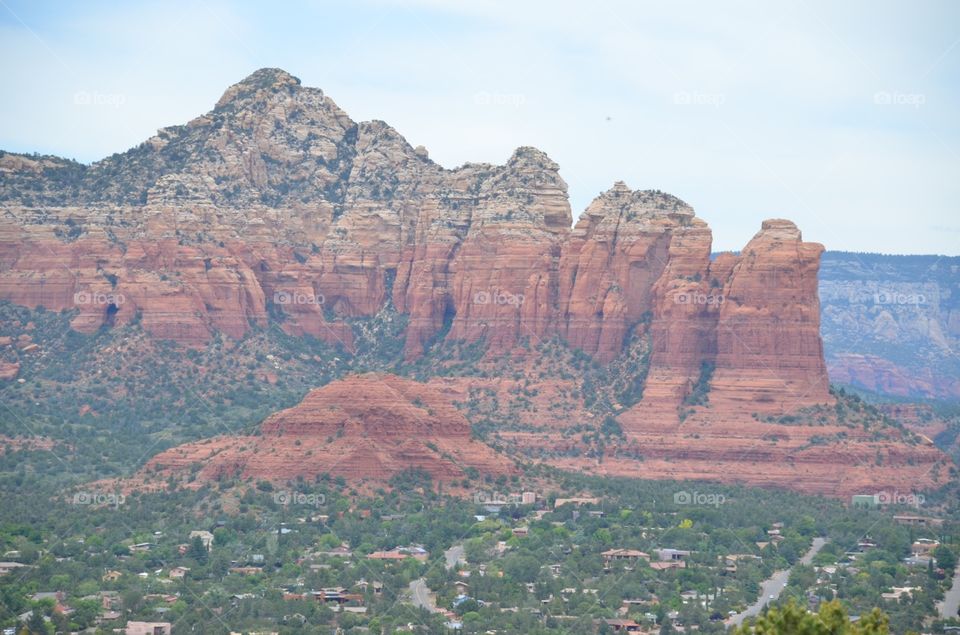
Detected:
left=578, top=183, right=695, bottom=234
left=241, top=67, right=301, bottom=88
left=739, top=219, right=810, bottom=257
left=506, top=145, right=559, bottom=171
left=215, top=67, right=304, bottom=109
left=758, top=218, right=802, bottom=240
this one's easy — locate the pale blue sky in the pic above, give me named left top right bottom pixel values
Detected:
left=1, top=0, right=957, bottom=254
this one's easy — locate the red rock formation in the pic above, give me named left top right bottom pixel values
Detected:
left=541, top=439, right=944, bottom=498
left=498, top=397, right=945, bottom=497
left=394, top=147, right=571, bottom=358
left=710, top=219, right=830, bottom=411
left=143, top=374, right=516, bottom=484
left=557, top=184, right=697, bottom=361
left=569, top=219, right=947, bottom=497
left=0, top=70, right=832, bottom=391
left=621, top=219, right=831, bottom=432
left=3, top=69, right=944, bottom=497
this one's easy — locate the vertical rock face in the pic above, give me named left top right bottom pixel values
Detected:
left=621, top=219, right=831, bottom=431
left=710, top=220, right=830, bottom=410
left=0, top=68, right=831, bottom=411
left=557, top=183, right=698, bottom=361
left=632, top=213, right=718, bottom=420
left=394, top=147, right=572, bottom=358
left=443, top=148, right=570, bottom=353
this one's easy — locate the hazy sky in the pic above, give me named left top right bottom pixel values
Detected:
left=1, top=0, right=957, bottom=254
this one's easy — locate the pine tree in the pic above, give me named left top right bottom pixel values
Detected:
left=25, top=609, right=47, bottom=635
left=189, top=535, right=209, bottom=564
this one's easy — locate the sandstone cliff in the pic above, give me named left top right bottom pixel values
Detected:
left=0, top=69, right=826, bottom=390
